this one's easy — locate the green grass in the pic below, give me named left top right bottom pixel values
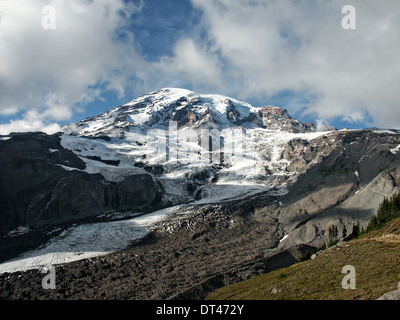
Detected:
left=208, top=218, right=400, bottom=300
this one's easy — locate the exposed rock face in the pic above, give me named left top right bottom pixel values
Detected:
left=277, top=129, right=400, bottom=247
left=256, top=106, right=318, bottom=133
left=0, top=132, right=163, bottom=236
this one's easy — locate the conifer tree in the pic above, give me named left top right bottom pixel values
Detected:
left=342, top=223, right=347, bottom=240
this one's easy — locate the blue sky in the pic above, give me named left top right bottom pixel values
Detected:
left=127, top=0, right=202, bottom=61
left=0, top=0, right=399, bottom=134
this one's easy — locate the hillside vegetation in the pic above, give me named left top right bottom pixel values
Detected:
left=208, top=198, right=400, bottom=300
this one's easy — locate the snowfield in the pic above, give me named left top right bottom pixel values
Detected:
left=60, top=88, right=332, bottom=189
left=0, top=207, right=178, bottom=274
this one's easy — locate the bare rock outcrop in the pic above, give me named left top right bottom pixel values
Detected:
left=0, top=132, right=163, bottom=235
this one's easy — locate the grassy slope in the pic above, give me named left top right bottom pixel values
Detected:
left=208, top=218, right=400, bottom=300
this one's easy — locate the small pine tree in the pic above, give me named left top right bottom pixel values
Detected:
left=345, top=221, right=360, bottom=241
left=328, top=224, right=339, bottom=247
left=377, top=197, right=389, bottom=223
left=366, top=215, right=379, bottom=233
left=342, top=223, right=347, bottom=240
left=353, top=221, right=360, bottom=237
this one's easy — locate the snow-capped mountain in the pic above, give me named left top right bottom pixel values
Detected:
left=0, top=88, right=334, bottom=274
left=64, top=88, right=323, bottom=137
left=1, top=88, right=400, bottom=300
left=60, top=88, right=333, bottom=208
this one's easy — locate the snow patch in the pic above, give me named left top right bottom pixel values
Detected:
left=0, top=207, right=178, bottom=274
left=7, top=226, right=30, bottom=237
left=279, top=234, right=289, bottom=244
left=60, top=134, right=147, bottom=182
left=373, top=129, right=397, bottom=135
left=390, top=144, right=400, bottom=155
left=129, top=112, right=151, bottom=124
left=55, top=164, right=82, bottom=172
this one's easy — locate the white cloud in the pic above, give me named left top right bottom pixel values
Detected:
left=189, top=0, right=400, bottom=128
left=155, top=38, right=224, bottom=91
left=0, top=0, right=147, bottom=133
left=0, top=109, right=61, bottom=135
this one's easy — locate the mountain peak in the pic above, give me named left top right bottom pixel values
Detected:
left=64, top=89, right=331, bottom=137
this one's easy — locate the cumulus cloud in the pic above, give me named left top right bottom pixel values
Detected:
left=0, top=109, right=62, bottom=135
left=155, top=38, right=224, bottom=91
left=0, top=0, right=147, bottom=133
left=189, top=0, right=400, bottom=128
